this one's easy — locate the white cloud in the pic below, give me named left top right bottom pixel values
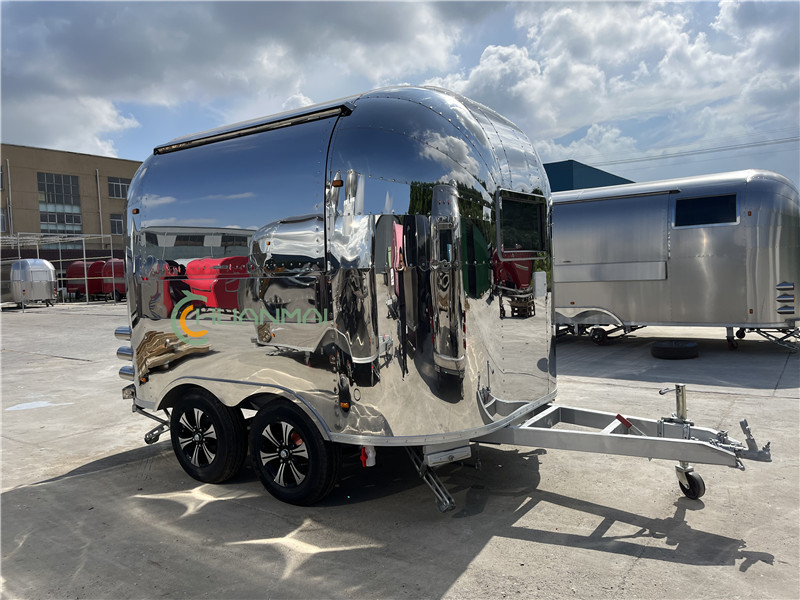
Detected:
left=282, top=93, right=314, bottom=111
left=141, top=194, right=178, bottom=208
left=1, top=95, right=139, bottom=156
left=535, top=124, right=640, bottom=164
left=1, top=2, right=470, bottom=156
left=430, top=2, right=797, bottom=183
left=1, top=1, right=796, bottom=184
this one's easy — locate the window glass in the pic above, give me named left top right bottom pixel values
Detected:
left=221, top=234, right=248, bottom=247
left=110, top=213, right=124, bottom=235
left=675, top=194, right=737, bottom=227
left=500, top=194, right=546, bottom=252
left=175, top=234, right=205, bottom=246
left=108, top=177, right=131, bottom=199
left=37, top=171, right=82, bottom=233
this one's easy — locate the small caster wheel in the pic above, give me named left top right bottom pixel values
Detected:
left=679, top=471, right=706, bottom=499
left=590, top=328, right=608, bottom=345
left=736, top=328, right=746, bottom=340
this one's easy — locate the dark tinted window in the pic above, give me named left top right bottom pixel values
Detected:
left=675, top=194, right=737, bottom=227
left=175, top=234, right=205, bottom=246
left=501, top=196, right=546, bottom=252
left=221, top=234, right=248, bottom=247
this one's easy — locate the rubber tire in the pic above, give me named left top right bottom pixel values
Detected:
left=169, top=389, right=247, bottom=484
left=590, top=328, right=608, bottom=345
left=679, top=471, right=706, bottom=499
left=249, top=401, right=340, bottom=506
left=651, top=340, right=699, bottom=360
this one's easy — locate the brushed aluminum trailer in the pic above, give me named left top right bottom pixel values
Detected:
left=552, top=170, right=800, bottom=351
left=115, top=87, right=769, bottom=512
left=10, top=258, right=56, bottom=306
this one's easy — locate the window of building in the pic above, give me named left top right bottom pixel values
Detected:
left=108, top=177, right=131, bottom=199
left=110, top=213, right=124, bottom=235
left=221, top=234, right=248, bottom=247
left=1, top=207, right=6, bottom=233
left=38, top=172, right=82, bottom=234
left=674, top=194, right=738, bottom=228
left=0, top=165, right=4, bottom=191
left=174, top=234, right=205, bottom=246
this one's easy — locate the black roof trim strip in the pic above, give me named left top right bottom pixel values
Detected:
left=154, top=103, right=355, bottom=156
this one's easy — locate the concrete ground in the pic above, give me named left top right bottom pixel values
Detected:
left=1, top=302, right=798, bottom=599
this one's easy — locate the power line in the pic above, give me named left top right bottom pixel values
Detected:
left=587, top=136, right=800, bottom=167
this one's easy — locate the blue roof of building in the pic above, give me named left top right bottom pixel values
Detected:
left=544, top=160, right=633, bottom=192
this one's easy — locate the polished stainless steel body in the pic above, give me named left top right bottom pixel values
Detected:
left=10, top=259, right=56, bottom=304
left=552, top=170, right=799, bottom=344
left=124, top=86, right=554, bottom=446
left=118, top=90, right=771, bottom=511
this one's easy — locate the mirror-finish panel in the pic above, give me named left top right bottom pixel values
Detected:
left=126, top=86, right=555, bottom=445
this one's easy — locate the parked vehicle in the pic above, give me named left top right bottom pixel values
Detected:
left=102, top=258, right=126, bottom=301
left=10, top=259, right=56, bottom=306
left=185, top=256, right=248, bottom=310
left=115, top=87, right=769, bottom=511
left=67, top=260, right=105, bottom=299
left=552, top=170, right=800, bottom=351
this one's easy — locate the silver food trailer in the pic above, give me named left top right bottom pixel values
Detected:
left=553, top=170, right=800, bottom=351
left=116, top=87, right=769, bottom=511
left=10, top=259, right=56, bottom=306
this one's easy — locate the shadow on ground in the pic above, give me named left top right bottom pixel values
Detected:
left=555, top=331, right=799, bottom=391
left=1, top=441, right=773, bottom=599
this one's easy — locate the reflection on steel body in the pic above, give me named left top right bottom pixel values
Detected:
left=116, top=86, right=770, bottom=511
left=120, top=86, right=553, bottom=507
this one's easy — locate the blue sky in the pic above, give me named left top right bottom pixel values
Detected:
left=2, top=1, right=798, bottom=185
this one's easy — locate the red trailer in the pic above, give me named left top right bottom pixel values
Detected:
left=492, top=249, right=536, bottom=318
left=67, top=260, right=105, bottom=299
left=185, top=256, right=248, bottom=310
left=492, top=248, right=534, bottom=291
left=102, top=259, right=126, bottom=300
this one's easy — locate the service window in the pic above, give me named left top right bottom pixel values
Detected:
left=499, top=192, right=547, bottom=254
left=674, top=194, right=738, bottom=227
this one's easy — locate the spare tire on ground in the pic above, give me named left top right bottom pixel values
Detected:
left=651, top=340, right=699, bottom=360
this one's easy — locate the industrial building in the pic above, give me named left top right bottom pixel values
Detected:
left=544, top=159, right=633, bottom=192
left=1, top=144, right=140, bottom=296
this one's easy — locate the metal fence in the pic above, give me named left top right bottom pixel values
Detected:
left=1, top=232, right=120, bottom=304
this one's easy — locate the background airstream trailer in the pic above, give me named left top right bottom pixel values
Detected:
left=10, top=259, right=56, bottom=305
left=116, top=87, right=769, bottom=510
left=552, top=170, right=800, bottom=351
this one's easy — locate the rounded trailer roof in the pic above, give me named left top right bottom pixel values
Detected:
left=152, top=85, right=548, bottom=199
left=11, top=259, right=56, bottom=280
left=551, top=169, right=798, bottom=204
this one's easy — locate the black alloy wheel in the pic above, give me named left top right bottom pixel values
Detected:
left=169, top=389, right=247, bottom=484
left=249, top=401, right=340, bottom=506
